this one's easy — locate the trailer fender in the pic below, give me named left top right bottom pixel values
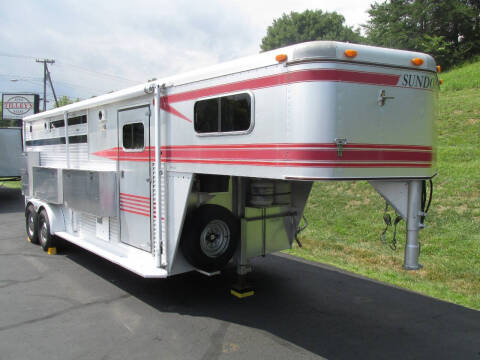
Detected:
left=27, top=200, right=66, bottom=235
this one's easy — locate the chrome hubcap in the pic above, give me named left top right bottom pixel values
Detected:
left=40, top=221, right=48, bottom=246
left=28, top=214, right=35, bottom=237
left=200, top=220, right=230, bottom=258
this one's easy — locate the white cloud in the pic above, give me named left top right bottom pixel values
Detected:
left=0, top=0, right=375, bottom=107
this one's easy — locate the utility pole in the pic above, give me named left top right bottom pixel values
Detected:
left=36, top=58, right=58, bottom=111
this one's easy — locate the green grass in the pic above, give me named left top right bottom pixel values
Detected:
left=0, top=180, right=21, bottom=189
left=439, top=57, right=480, bottom=92
left=286, top=63, right=480, bottom=310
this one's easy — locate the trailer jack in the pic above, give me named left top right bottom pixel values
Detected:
left=231, top=228, right=254, bottom=298
left=231, top=271, right=254, bottom=299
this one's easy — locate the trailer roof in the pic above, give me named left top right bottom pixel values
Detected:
left=24, top=41, right=436, bottom=122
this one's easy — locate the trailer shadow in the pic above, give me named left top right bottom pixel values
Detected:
left=62, top=242, right=480, bottom=360
left=0, top=186, right=24, bottom=214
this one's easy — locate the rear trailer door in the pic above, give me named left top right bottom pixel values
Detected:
left=117, top=105, right=152, bottom=252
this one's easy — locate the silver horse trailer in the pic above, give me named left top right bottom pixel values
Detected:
left=22, top=41, right=437, bottom=295
left=0, top=127, right=23, bottom=178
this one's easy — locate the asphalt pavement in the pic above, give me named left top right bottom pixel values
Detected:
left=0, top=186, right=479, bottom=360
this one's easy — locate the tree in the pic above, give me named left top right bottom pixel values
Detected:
left=364, top=0, right=480, bottom=69
left=54, top=96, right=80, bottom=108
left=260, top=10, right=364, bottom=52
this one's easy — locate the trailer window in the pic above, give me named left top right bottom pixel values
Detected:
left=123, top=122, right=144, bottom=150
left=68, top=115, right=87, bottom=126
left=194, top=93, right=251, bottom=134
left=50, top=119, right=64, bottom=128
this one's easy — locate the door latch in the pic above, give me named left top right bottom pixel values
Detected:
left=378, top=89, right=395, bottom=106
left=334, top=138, right=348, bottom=157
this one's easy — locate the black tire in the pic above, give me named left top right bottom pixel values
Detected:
left=180, top=204, right=239, bottom=272
left=38, top=209, right=56, bottom=252
left=25, top=204, right=39, bottom=244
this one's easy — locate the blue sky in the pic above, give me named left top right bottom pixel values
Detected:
left=0, top=0, right=375, bottom=109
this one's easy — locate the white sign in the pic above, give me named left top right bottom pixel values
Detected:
left=2, top=93, right=39, bottom=120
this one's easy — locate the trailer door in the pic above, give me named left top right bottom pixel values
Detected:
left=118, top=105, right=152, bottom=252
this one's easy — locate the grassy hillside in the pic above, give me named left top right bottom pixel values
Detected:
left=439, top=58, right=480, bottom=92
left=287, top=61, right=480, bottom=310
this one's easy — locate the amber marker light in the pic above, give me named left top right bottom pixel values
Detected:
left=436, top=65, right=441, bottom=72
left=275, top=54, right=287, bottom=62
left=344, top=49, right=358, bottom=58
left=439, top=79, right=444, bottom=85
left=411, top=57, right=424, bottom=66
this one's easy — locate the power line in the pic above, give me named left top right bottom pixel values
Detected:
left=55, top=61, right=139, bottom=83
left=0, top=73, right=113, bottom=93
left=0, top=74, right=43, bottom=81
left=49, top=79, right=111, bottom=93
left=0, top=52, right=36, bottom=60
left=0, top=51, right=140, bottom=84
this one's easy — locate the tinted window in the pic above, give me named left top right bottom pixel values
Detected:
left=68, top=115, right=87, bottom=126
left=49, top=115, right=87, bottom=128
left=50, top=119, right=65, bottom=128
left=194, top=93, right=251, bottom=134
left=123, top=122, right=144, bottom=150
left=194, top=98, right=219, bottom=133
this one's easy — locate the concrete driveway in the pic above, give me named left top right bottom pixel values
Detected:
left=1, top=186, right=479, bottom=360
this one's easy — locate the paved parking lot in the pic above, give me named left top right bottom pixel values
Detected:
left=1, top=186, right=479, bottom=360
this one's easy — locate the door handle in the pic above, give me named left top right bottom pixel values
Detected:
left=378, top=89, right=394, bottom=106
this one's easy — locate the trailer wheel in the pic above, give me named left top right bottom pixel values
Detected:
left=38, top=209, right=56, bottom=252
left=180, top=204, right=239, bottom=272
left=26, top=204, right=39, bottom=244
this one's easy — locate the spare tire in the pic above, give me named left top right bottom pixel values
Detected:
left=180, top=204, right=239, bottom=272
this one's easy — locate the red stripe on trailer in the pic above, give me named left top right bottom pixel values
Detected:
left=159, top=158, right=431, bottom=168
left=95, top=143, right=433, bottom=168
left=120, top=192, right=151, bottom=201
left=160, top=97, right=192, bottom=122
left=162, top=148, right=432, bottom=163
left=120, top=203, right=150, bottom=213
left=159, top=143, right=433, bottom=151
left=92, top=148, right=153, bottom=161
left=163, top=69, right=400, bottom=104
left=120, top=207, right=150, bottom=217
left=92, top=147, right=118, bottom=160
left=159, top=69, right=401, bottom=122
left=119, top=200, right=150, bottom=212
left=120, top=206, right=164, bottom=220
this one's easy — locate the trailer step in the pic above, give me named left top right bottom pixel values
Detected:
left=55, top=232, right=168, bottom=278
left=195, top=269, right=221, bottom=277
